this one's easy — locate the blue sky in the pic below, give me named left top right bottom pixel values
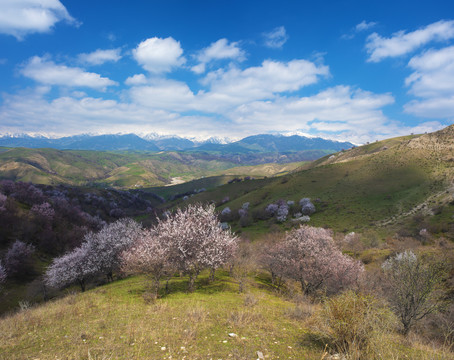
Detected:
left=0, top=0, right=453, bottom=143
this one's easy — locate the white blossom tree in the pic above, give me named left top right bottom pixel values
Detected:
left=86, top=218, right=142, bottom=281
left=155, top=203, right=238, bottom=292
left=45, top=242, right=96, bottom=292
left=382, top=251, right=447, bottom=335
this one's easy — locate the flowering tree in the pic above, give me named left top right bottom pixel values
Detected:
left=31, top=202, right=55, bottom=220
left=122, top=228, right=173, bottom=299
left=45, top=242, right=96, bottom=292
left=382, top=251, right=447, bottom=335
left=260, top=241, right=287, bottom=289
left=3, top=240, right=35, bottom=280
left=155, top=203, right=238, bottom=292
left=300, top=198, right=316, bottom=215
left=279, top=226, right=364, bottom=295
left=86, top=218, right=142, bottom=281
left=0, top=260, right=6, bottom=285
left=276, top=204, right=289, bottom=222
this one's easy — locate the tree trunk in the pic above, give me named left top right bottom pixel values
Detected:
left=79, top=279, right=86, bottom=292
left=188, top=269, right=200, bottom=292
left=209, top=267, right=216, bottom=282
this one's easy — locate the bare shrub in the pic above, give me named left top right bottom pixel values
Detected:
left=381, top=251, right=448, bottom=335
left=312, top=291, right=396, bottom=359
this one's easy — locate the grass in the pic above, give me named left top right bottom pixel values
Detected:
left=0, top=273, right=321, bottom=360
left=1, top=271, right=452, bottom=360
left=172, top=132, right=454, bottom=236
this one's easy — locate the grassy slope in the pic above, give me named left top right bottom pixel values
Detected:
left=0, top=148, right=305, bottom=189
left=0, top=272, right=448, bottom=360
left=173, top=130, right=454, bottom=236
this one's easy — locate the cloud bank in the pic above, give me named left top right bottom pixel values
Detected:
left=0, top=0, right=78, bottom=40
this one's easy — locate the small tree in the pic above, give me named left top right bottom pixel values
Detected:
left=45, top=242, right=96, bottom=292
left=381, top=251, right=447, bottom=335
left=156, top=203, right=237, bottom=292
left=122, top=228, right=173, bottom=299
left=231, top=241, right=257, bottom=293
left=87, top=218, right=142, bottom=281
left=3, top=240, right=35, bottom=280
left=280, top=226, right=364, bottom=295
left=260, top=241, right=287, bottom=290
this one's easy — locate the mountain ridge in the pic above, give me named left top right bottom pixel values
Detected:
left=0, top=133, right=354, bottom=153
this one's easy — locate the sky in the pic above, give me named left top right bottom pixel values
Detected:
left=0, top=0, right=454, bottom=144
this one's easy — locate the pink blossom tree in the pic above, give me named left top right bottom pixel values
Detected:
left=278, top=226, right=364, bottom=295
left=121, top=228, right=173, bottom=299
left=260, top=241, right=287, bottom=290
left=155, top=203, right=238, bottom=292
left=31, top=202, right=55, bottom=220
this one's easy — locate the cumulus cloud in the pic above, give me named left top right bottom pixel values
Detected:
left=133, top=37, right=186, bottom=74
left=125, top=74, right=148, bottom=86
left=129, top=79, right=195, bottom=111
left=128, top=58, right=330, bottom=114
left=263, top=26, right=288, bottom=49
left=78, top=48, right=122, bottom=65
left=21, top=56, right=118, bottom=89
left=404, top=46, right=454, bottom=118
left=191, top=38, right=245, bottom=74
left=0, top=0, right=78, bottom=40
left=226, top=86, right=395, bottom=142
left=202, top=59, right=330, bottom=105
left=366, top=20, right=454, bottom=62
left=0, top=87, right=228, bottom=139
left=0, top=84, right=400, bottom=143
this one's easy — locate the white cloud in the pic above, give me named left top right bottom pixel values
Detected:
left=197, top=38, right=245, bottom=63
left=225, top=86, right=395, bottom=142
left=404, top=97, right=454, bottom=119
left=129, top=79, right=195, bottom=111
left=133, top=37, right=186, bottom=74
left=404, top=46, right=454, bottom=118
left=21, top=56, right=118, bottom=89
left=263, top=26, right=288, bottom=49
left=366, top=20, right=454, bottom=62
left=355, top=21, right=377, bottom=32
left=125, top=74, right=148, bottom=86
left=191, top=38, right=245, bottom=73
left=128, top=58, right=330, bottom=114
left=0, top=87, right=228, bottom=139
left=0, top=0, right=78, bottom=40
left=78, top=48, right=122, bottom=65
left=202, top=59, right=330, bottom=105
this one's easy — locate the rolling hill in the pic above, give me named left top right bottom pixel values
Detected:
left=167, top=125, right=454, bottom=237
left=0, top=147, right=307, bottom=188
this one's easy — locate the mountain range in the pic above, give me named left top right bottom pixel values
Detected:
left=0, top=133, right=354, bottom=153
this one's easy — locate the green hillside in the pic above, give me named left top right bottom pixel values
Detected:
left=0, top=148, right=306, bottom=189
left=170, top=126, right=454, bottom=237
